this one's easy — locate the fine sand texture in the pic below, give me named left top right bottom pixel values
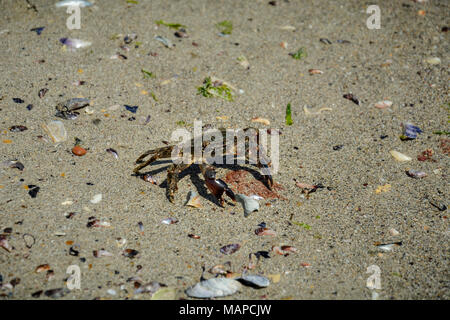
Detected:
left=0, top=0, right=448, bottom=299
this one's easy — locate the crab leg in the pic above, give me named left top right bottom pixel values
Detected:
left=133, top=146, right=175, bottom=175
left=200, top=164, right=235, bottom=207
left=167, top=162, right=192, bottom=203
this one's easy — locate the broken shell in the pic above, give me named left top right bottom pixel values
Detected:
left=93, top=249, right=113, bottom=258
left=0, top=236, right=12, bottom=252
left=106, top=148, right=119, bottom=159
left=185, top=278, right=242, bottom=298
left=251, top=117, right=270, bottom=125
left=374, top=100, right=393, bottom=109
left=220, top=243, right=241, bottom=255
left=376, top=241, right=402, bottom=252
left=235, top=193, right=259, bottom=217
left=154, top=35, right=174, bottom=48
left=60, top=38, right=92, bottom=49
left=142, top=174, right=157, bottom=184
left=161, top=217, right=178, bottom=225
left=122, top=249, right=139, bottom=258
left=425, top=57, right=441, bottom=65
left=90, top=194, right=102, bottom=204
left=1, top=160, right=24, bottom=171
left=209, top=265, right=228, bottom=275
left=188, top=234, right=201, bottom=239
left=185, top=191, right=203, bottom=208
left=238, top=273, right=270, bottom=288
left=35, top=264, right=51, bottom=273
left=151, top=287, right=177, bottom=300
left=42, top=121, right=67, bottom=143
left=44, top=288, right=69, bottom=298
left=86, top=218, right=111, bottom=228
left=406, top=169, right=427, bottom=179
left=390, top=150, right=412, bottom=162
left=134, top=281, right=164, bottom=295
left=255, top=227, right=277, bottom=236
left=116, top=238, right=127, bottom=247
left=281, top=245, right=297, bottom=253
left=308, top=69, right=323, bottom=75
left=389, top=228, right=400, bottom=236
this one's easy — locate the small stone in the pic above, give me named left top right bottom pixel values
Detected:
left=72, top=145, right=87, bottom=156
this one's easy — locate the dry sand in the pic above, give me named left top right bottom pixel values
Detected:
left=0, top=0, right=448, bottom=299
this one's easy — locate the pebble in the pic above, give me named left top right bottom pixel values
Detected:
left=72, top=145, right=87, bottom=156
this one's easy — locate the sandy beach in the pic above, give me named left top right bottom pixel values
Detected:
left=0, top=0, right=448, bottom=299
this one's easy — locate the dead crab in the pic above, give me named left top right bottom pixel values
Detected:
left=133, top=127, right=274, bottom=206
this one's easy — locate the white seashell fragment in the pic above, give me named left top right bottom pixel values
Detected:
left=106, top=289, right=117, bottom=296
left=425, top=57, right=441, bottom=65
left=60, top=38, right=92, bottom=49
left=154, top=36, right=174, bottom=48
left=42, top=121, right=67, bottom=143
left=235, top=194, right=260, bottom=217
left=237, top=56, right=250, bottom=69
left=374, top=100, right=393, bottom=109
left=185, top=278, right=242, bottom=298
left=90, top=193, right=102, bottom=204
left=239, top=273, right=270, bottom=288
left=116, top=238, right=127, bottom=248
left=185, top=191, right=202, bottom=208
left=389, top=228, right=400, bottom=236
left=389, top=150, right=412, bottom=162
left=162, top=217, right=178, bottom=225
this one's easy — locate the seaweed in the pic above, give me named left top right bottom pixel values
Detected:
left=197, top=77, right=233, bottom=101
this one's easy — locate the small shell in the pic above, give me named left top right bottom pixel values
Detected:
left=188, top=234, right=201, bottom=239
left=209, top=265, right=228, bottom=275
left=374, top=100, right=393, bottom=109
left=122, top=249, right=139, bottom=258
left=255, top=227, right=277, bottom=236
left=142, top=174, right=157, bottom=184
left=44, top=288, right=69, bottom=298
left=220, top=243, right=241, bottom=255
left=389, top=228, right=400, bottom=236
left=390, top=150, right=412, bottom=162
left=235, top=193, right=260, bottom=217
left=86, top=218, right=111, bottom=228
left=308, top=69, right=323, bottom=75
left=134, top=281, right=163, bottom=295
left=35, top=264, right=51, bottom=273
left=116, top=238, right=127, bottom=248
left=161, top=217, right=178, bottom=225
left=154, top=35, right=174, bottom=48
left=185, top=278, right=242, bottom=298
left=42, top=121, right=67, bottom=143
left=251, top=117, right=270, bottom=125
left=376, top=241, right=402, bottom=252
left=60, top=38, right=92, bottom=49
left=0, top=236, right=12, bottom=252
left=106, top=148, right=119, bottom=159
left=406, top=169, right=427, bottom=179
left=90, top=194, right=102, bottom=204
left=93, top=250, right=113, bottom=258
left=425, top=57, right=441, bottom=65
left=185, top=191, right=203, bottom=208
left=239, top=273, right=270, bottom=288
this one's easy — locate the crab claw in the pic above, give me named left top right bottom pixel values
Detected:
left=204, top=169, right=235, bottom=206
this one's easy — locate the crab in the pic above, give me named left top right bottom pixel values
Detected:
left=133, top=127, right=274, bottom=206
